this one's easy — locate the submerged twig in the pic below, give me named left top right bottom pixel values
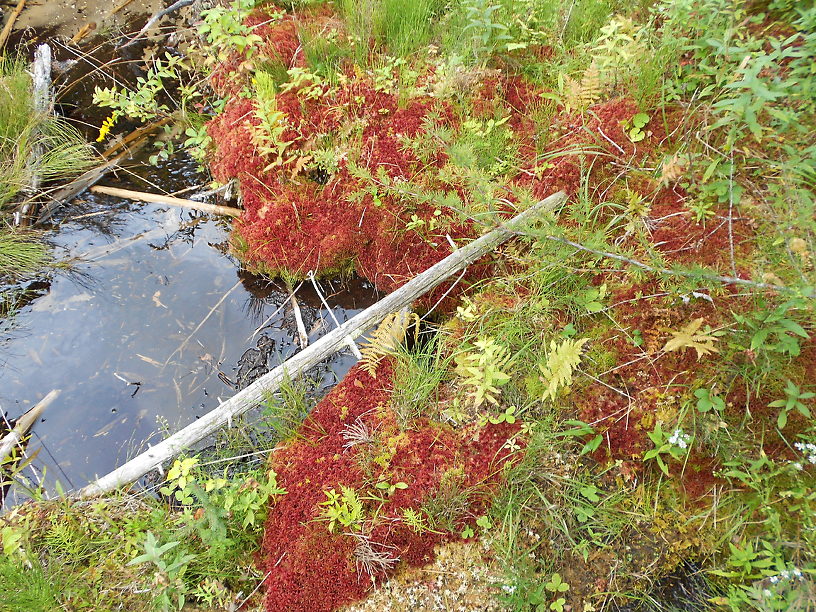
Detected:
left=308, top=271, right=363, bottom=359
left=90, top=185, right=243, bottom=218
left=164, top=280, right=243, bottom=366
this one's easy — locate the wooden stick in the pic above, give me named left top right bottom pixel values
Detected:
left=111, top=0, right=137, bottom=16
left=90, top=185, right=243, bottom=218
left=78, top=191, right=567, bottom=497
left=0, top=390, right=59, bottom=465
left=69, top=22, right=97, bottom=46
left=0, top=0, right=25, bottom=52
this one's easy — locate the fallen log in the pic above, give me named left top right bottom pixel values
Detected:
left=90, top=185, right=243, bottom=218
left=0, top=390, right=60, bottom=465
left=78, top=190, right=567, bottom=497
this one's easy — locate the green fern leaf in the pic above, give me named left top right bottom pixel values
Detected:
left=538, top=338, right=589, bottom=401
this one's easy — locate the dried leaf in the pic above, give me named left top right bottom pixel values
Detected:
left=360, top=311, right=420, bottom=377
left=663, top=318, right=719, bottom=359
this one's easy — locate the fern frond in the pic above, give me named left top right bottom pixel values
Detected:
left=538, top=337, right=589, bottom=401
left=454, top=336, right=512, bottom=407
left=662, top=318, right=719, bottom=359
left=360, top=311, right=420, bottom=377
left=563, top=61, right=602, bottom=113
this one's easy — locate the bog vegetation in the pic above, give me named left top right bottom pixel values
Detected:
left=0, top=58, right=93, bottom=280
left=2, top=0, right=815, bottom=610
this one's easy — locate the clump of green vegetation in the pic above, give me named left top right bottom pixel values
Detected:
left=1, top=457, right=286, bottom=611
left=0, top=57, right=94, bottom=280
left=0, top=57, right=94, bottom=211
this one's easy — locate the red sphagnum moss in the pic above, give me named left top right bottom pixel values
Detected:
left=260, top=361, right=519, bottom=612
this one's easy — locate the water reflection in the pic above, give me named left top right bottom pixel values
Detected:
left=0, top=156, right=377, bottom=503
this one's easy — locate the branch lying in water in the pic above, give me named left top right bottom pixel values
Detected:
left=90, top=185, right=243, bottom=218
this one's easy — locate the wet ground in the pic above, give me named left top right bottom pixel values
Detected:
left=9, top=0, right=166, bottom=42
left=0, top=152, right=378, bottom=501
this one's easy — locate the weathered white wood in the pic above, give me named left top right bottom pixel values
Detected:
left=90, top=185, right=243, bottom=217
left=32, top=44, right=53, bottom=116
left=78, top=191, right=567, bottom=497
left=23, top=44, right=53, bottom=209
left=0, top=390, right=60, bottom=464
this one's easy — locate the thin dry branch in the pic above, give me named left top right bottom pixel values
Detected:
left=540, top=234, right=792, bottom=294
left=90, top=185, right=243, bottom=217
left=0, top=390, right=60, bottom=465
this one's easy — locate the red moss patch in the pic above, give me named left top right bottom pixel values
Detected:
left=260, top=362, right=519, bottom=612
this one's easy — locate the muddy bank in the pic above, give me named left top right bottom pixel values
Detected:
left=8, top=0, right=164, bottom=41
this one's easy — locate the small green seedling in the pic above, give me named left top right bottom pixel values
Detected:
left=476, top=515, right=492, bottom=532
left=769, top=380, right=814, bottom=429
left=623, top=112, right=651, bottom=142
left=695, top=388, right=726, bottom=413
left=560, top=420, right=603, bottom=456
left=375, top=479, right=409, bottom=496
left=545, top=572, right=570, bottom=611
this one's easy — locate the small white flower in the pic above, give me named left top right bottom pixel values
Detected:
left=770, top=575, right=779, bottom=584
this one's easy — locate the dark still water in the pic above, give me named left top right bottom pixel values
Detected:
left=0, top=156, right=376, bottom=501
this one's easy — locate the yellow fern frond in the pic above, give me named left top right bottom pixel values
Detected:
left=538, top=337, right=589, bottom=401
left=662, top=318, right=719, bottom=360
left=360, top=311, right=420, bottom=377
left=563, top=61, right=602, bottom=113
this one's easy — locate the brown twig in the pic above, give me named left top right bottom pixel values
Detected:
left=111, top=0, right=137, bottom=16
left=0, top=0, right=25, bottom=52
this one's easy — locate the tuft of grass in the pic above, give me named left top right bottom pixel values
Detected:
left=341, top=0, right=443, bottom=62
left=0, top=229, right=50, bottom=279
left=391, top=332, right=450, bottom=427
left=260, top=374, right=316, bottom=441
left=0, top=557, right=63, bottom=612
left=0, top=57, right=95, bottom=210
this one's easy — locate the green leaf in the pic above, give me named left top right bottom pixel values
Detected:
left=581, top=435, right=603, bottom=456
left=632, top=113, right=650, bottom=128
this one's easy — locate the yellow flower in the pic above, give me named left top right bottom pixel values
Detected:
left=96, top=113, right=117, bottom=142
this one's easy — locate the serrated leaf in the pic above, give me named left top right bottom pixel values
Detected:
left=539, top=338, right=589, bottom=401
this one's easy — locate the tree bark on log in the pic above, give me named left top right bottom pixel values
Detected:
left=78, top=191, right=566, bottom=497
